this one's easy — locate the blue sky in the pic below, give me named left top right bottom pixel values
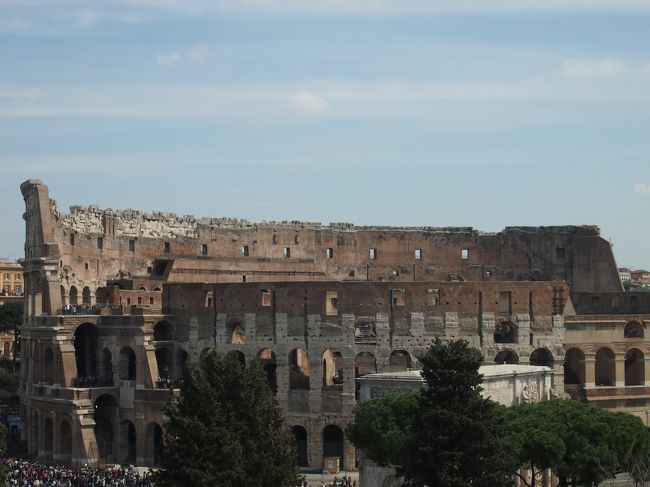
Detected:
left=1, top=0, right=650, bottom=269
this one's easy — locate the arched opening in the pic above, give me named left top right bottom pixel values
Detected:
left=69, top=286, right=78, bottom=306
left=625, top=348, right=645, bottom=386
left=354, top=320, right=377, bottom=345
left=322, top=349, right=344, bottom=387
left=355, top=352, right=377, bottom=399
left=94, top=394, right=117, bottom=463
left=323, top=425, right=344, bottom=466
left=43, top=347, right=54, bottom=384
left=59, top=420, right=72, bottom=463
left=530, top=348, right=554, bottom=368
left=494, top=321, right=517, bottom=344
left=289, top=348, right=310, bottom=390
left=153, top=321, right=173, bottom=342
left=119, top=347, right=136, bottom=381
left=388, top=350, right=412, bottom=372
left=153, top=287, right=161, bottom=292
left=625, top=321, right=644, bottom=338
left=43, top=417, right=54, bottom=458
left=293, top=425, right=309, bottom=467
left=155, top=347, right=173, bottom=380
left=564, top=348, right=585, bottom=385
left=228, top=322, right=246, bottom=344
left=74, top=323, right=98, bottom=384
left=258, top=348, right=277, bottom=395
left=145, top=423, right=163, bottom=467
left=595, top=347, right=615, bottom=386
left=100, top=348, right=113, bottom=386
left=494, top=350, right=519, bottom=365
left=120, top=420, right=136, bottom=465
left=60, top=285, right=67, bottom=307
left=82, top=286, right=91, bottom=305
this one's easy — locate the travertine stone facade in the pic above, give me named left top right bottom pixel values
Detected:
left=18, top=179, right=647, bottom=469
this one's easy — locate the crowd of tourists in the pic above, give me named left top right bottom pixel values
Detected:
left=299, top=475, right=356, bottom=487
left=3, top=458, right=156, bottom=486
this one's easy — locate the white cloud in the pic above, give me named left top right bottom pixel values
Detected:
left=562, top=58, right=626, bottom=78
left=156, top=52, right=183, bottom=66
left=290, top=91, right=331, bottom=113
left=187, top=44, right=209, bottom=61
left=633, top=183, right=650, bottom=195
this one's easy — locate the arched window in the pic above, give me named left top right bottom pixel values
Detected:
left=494, top=321, right=517, bottom=344
left=94, top=394, right=117, bottom=461
left=323, top=425, right=344, bottom=466
left=69, top=286, right=78, bottom=306
left=388, top=350, right=412, bottom=372
left=119, top=347, right=136, bottom=381
left=145, top=423, right=163, bottom=467
left=59, top=420, right=72, bottom=463
left=293, top=426, right=309, bottom=467
left=120, top=420, right=137, bottom=464
left=74, top=323, right=98, bottom=383
left=101, top=348, right=113, bottom=385
left=155, top=348, right=173, bottom=380
left=530, top=348, right=554, bottom=368
left=289, top=349, right=310, bottom=390
left=595, top=347, right=615, bottom=386
left=624, top=321, right=644, bottom=338
left=625, top=348, right=645, bottom=386
left=494, top=350, right=519, bottom=365
left=82, top=286, right=91, bottom=305
left=322, top=349, right=344, bottom=387
left=354, top=320, right=377, bottom=345
left=153, top=321, right=173, bottom=342
left=43, top=347, right=54, bottom=384
left=564, top=348, right=585, bottom=385
left=257, top=348, right=277, bottom=394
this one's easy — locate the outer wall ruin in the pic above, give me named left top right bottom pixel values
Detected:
left=18, top=179, right=650, bottom=469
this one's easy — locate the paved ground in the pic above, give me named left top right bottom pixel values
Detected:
left=303, top=470, right=359, bottom=485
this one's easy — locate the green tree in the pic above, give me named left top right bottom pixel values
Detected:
left=157, top=351, right=300, bottom=487
left=0, top=301, right=22, bottom=373
left=348, top=339, right=517, bottom=487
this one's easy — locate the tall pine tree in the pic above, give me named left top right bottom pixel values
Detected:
left=157, top=351, right=299, bottom=487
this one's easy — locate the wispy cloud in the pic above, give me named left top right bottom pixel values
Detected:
left=76, top=9, right=98, bottom=29
left=561, top=58, right=650, bottom=79
left=633, top=183, right=650, bottom=195
left=156, top=45, right=209, bottom=66
left=156, top=52, right=183, bottom=66
left=290, top=91, right=331, bottom=114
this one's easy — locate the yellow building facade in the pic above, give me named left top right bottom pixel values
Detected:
left=0, top=260, right=23, bottom=304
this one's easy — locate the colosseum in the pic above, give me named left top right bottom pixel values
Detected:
left=18, top=179, right=650, bottom=468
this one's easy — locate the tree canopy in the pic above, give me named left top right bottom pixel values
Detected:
left=157, top=350, right=300, bottom=487
left=348, top=338, right=517, bottom=487
left=0, top=301, right=21, bottom=332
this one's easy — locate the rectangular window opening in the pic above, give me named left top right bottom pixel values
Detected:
left=283, top=247, right=291, bottom=258
left=242, top=245, right=249, bottom=257
left=326, top=248, right=334, bottom=259
left=70, top=233, right=75, bottom=246
left=369, top=248, right=377, bottom=260
left=392, top=289, right=406, bottom=306
left=97, top=237, right=103, bottom=250
left=129, top=239, right=135, bottom=252
left=498, top=291, right=512, bottom=314
left=556, top=247, right=566, bottom=259
left=428, top=288, right=440, bottom=306
left=461, top=249, right=469, bottom=260
left=326, top=291, right=338, bottom=315
left=261, top=290, right=272, bottom=307
left=415, top=249, right=422, bottom=260
left=200, top=244, right=208, bottom=256
left=164, top=242, right=170, bottom=253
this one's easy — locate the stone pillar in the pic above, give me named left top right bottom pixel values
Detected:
left=135, top=410, right=146, bottom=466
left=615, top=355, right=626, bottom=387
left=584, top=356, right=596, bottom=389
left=516, top=313, right=531, bottom=347
left=644, top=357, right=650, bottom=386
left=244, top=313, right=256, bottom=341
left=308, top=355, right=322, bottom=415
left=410, top=312, right=424, bottom=338
left=343, top=438, right=356, bottom=471
left=444, top=312, right=460, bottom=339
left=482, top=313, right=496, bottom=347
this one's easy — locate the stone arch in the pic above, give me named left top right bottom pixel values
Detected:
left=494, top=350, right=519, bottom=365
left=322, top=349, right=344, bottom=387
left=595, top=347, right=615, bottom=386
left=43, top=347, right=54, bottom=384
left=153, top=287, right=162, bottom=292
left=94, top=394, right=117, bottom=463
left=257, top=348, right=277, bottom=394
left=100, top=348, right=113, bottom=385
left=82, top=286, right=91, bottom=305
left=494, top=321, right=517, bottom=344
left=227, top=320, right=246, bottom=345
left=59, top=419, right=72, bottom=463
left=289, top=348, right=310, bottom=390
left=74, top=323, right=98, bottom=384
left=625, top=348, right=645, bottom=386
left=625, top=321, right=644, bottom=338
left=138, top=287, right=146, bottom=292
left=43, top=416, right=54, bottom=458
left=155, top=347, right=173, bottom=380
left=119, top=420, right=137, bottom=465
left=564, top=348, right=585, bottom=385
left=153, top=321, right=173, bottom=342
left=323, top=425, right=344, bottom=467
left=69, top=286, right=78, bottom=306
left=145, top=422, right=163, bottom=467
left=388, top=350, right=412, bottom=371
left=119, top=346, right=136, bottom=381
left=530, top=348, right=554, bottom=368
left=293, top=425, right=309, bottom=467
